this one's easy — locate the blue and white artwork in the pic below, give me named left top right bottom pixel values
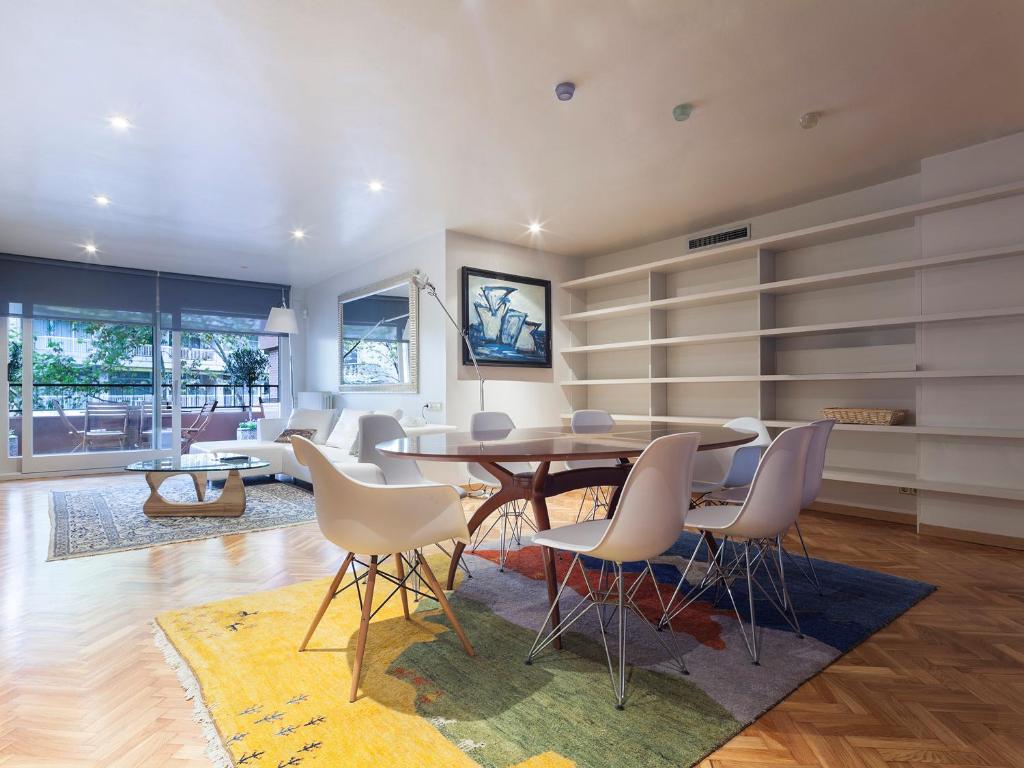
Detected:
left=461, top=268, right=551, bottom=367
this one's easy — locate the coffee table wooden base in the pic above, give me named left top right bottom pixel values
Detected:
left=142, top=469, right=246, bottom=518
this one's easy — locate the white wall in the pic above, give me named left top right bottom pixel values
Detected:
left=442, top=231, right=581, bottom=431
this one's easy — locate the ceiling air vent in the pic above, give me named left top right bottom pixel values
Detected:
left=688, top=224, right=750, bottom=251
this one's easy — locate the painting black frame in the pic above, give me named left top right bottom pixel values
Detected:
left=460, top=266, right=552, bottom=368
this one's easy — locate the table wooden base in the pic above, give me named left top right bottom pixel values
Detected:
left=142, top=469, right=246, bottom=517
left=447, top=461, right=632, bottom=649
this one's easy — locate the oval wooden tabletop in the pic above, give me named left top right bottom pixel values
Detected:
left=377, top=423, right=757, bottom=463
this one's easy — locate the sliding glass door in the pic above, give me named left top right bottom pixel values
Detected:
left=19, top=318, right=178, bottom=473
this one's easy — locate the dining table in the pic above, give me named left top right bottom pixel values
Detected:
left=377, top=422, right=756, bottom=648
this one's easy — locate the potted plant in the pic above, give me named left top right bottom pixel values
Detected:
left=236, top=420, right=257, bottom=441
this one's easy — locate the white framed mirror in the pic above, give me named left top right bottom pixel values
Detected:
left=337, top=273, right=419, bottom=393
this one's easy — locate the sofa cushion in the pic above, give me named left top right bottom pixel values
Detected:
left=324, top=408, right=369, bottom=452
left=285, top=408, right=335, bottom=444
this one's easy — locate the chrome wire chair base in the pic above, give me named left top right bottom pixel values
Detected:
left=575, top=485, right=611, bottom=522
left=470, top=497, right=536, bottom=571
left=659, top=534, right=802, bottom=665
left=783, top=521, right=822, bottom=594
left=408, top=541, right=471, bottom=600
left=525, top=555, right=688, bottom=709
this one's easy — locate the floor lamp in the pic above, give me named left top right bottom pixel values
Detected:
left=265, top=289, right=300, bottom=410
left=412, top=271, right=486, bottom=411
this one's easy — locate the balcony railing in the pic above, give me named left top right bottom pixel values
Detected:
left=7, top=382, right=278, bottom=414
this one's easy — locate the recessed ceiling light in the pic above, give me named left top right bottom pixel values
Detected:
left=107, top=115, right=133, bottom=131
left=367, top=179, right=384, bottom=193
left=93, top=194, right=111, bottom=207
left=527, top=221, right=543, bottom=235
left=291, top=228, right=306, bottom=240
left=82, top=243, right=98, bottom=255
left=799, top=111, right=822, bottom=130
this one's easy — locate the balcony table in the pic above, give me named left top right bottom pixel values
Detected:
left=378, top=422, right=755, bottom=648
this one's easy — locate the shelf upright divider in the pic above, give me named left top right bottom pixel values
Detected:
left=649, top=271, right=667, bottom=421
left=756, top=249, right=778, bottom=423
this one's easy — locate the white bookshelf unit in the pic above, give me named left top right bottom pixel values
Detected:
left=560, top=172, right=1024, bottom=543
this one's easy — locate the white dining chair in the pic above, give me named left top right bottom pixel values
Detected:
left=690, top=416, right=772, bottom=504
left=467, top=411, right=535, bottom=570
left=525, top=432, right=701, bottom=709
left=703, top=418, right=834, bottom=594
left=788, top=418, right=835, bottom=592
left=291, top=436, right=475, bottom=703
left=659, top=424, right=815, bottom=665
left=565, top=409, right=619, bottom=521
left=357, top=414, right=471, bottom=578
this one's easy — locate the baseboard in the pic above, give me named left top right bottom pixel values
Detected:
left=806, top=500, right=917, bottom=526
left=919, top=523, right=1024, bottom=552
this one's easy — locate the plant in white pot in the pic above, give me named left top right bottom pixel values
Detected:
left=236, top=420, right=257, bottom=441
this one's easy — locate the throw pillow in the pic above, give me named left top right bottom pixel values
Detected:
left=274, top=428, right=317, bottom=445
left=325, top=409, right=370, bottom=453
left=284, top=408, right=335, bottom=444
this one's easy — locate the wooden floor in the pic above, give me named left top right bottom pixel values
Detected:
left=1, top=474, right=1022, bottom=768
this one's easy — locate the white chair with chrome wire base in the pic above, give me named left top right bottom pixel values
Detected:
left=659, top=424, right=814, bottom=666
left=357, top=414, right=472, bottom=579
left=565, top=409, right=619, bottom=522
left=525, top=431, right=700, bottom=710
left=704, top=419, right=834, bottom=595
left=691, top=417, right=771, bottom=505
left=291, top=436, right=475, bottom=703
left=467, top=411, right=536, bottom=571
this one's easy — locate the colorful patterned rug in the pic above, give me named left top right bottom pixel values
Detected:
left=49, top=478, right=314, bottom=560
left=155, top=538, right=935, bottom=767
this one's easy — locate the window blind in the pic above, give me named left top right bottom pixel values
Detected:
left=0, top=254, right=289, bottom=333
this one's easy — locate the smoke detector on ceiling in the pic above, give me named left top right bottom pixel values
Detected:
left=555, top=82, right=575, bottom=101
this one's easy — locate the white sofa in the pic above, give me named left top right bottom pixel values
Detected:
left=190, top=413, right=455, bottom=484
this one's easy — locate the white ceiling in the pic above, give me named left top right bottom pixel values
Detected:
left=2, top=0, right=1023, bottom=287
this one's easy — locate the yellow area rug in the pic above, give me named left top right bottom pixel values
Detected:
left=155, top=544, right=934, bottom=767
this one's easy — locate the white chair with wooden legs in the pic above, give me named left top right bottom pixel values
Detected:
left=467, top=411, right=535, bottom=570
left=525, top=432, right=700, bottom=710
left=658, top=425, right=815, bottom=666
left=290, top=436, right=475, bottom=703
left=565, top=409, right=619, bottom=522
left=357, top=413, right=472, bottom=579
left=691, top=416, right=771, bottom=504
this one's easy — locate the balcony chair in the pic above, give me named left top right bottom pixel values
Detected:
left=52, top=399, right=128, bottom=453
left=525, top=431, right=700, bottom=709
left=564, top=409, right=621, bottom=522
left=291, top=435, right=475, bottom=703
left=658, top=424, right=815, bottom=665
left=466, top=411, right=535, bottom=571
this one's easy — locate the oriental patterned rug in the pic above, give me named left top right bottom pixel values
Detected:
left=49, top=478, right=314, bottom=560
left=154, top=540, right=934, bottom=767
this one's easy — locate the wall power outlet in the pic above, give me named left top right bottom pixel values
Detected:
left=897, top=487, right=918, bottom=496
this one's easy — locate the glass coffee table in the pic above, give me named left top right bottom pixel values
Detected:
left=125, top=453, right=270, bottom=518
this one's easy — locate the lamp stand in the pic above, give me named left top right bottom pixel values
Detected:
left=419, top=280, right=485, bottom=412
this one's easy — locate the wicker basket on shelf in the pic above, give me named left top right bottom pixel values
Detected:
left=821, top=407, right=907, bottom=426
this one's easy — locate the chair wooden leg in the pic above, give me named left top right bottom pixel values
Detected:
left=394, top=553, right=411, bottom=620
left=417, top=551, right=475, bottom=657
left=349, top=555, right=379, bottom=703
left=299, top=552, right=354, bottom=651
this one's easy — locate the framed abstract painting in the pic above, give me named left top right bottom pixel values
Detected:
left=460, top=267, right=552, bottom=368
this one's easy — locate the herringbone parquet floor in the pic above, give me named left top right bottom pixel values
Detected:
left=1, top=474, right=1022, bottom=767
